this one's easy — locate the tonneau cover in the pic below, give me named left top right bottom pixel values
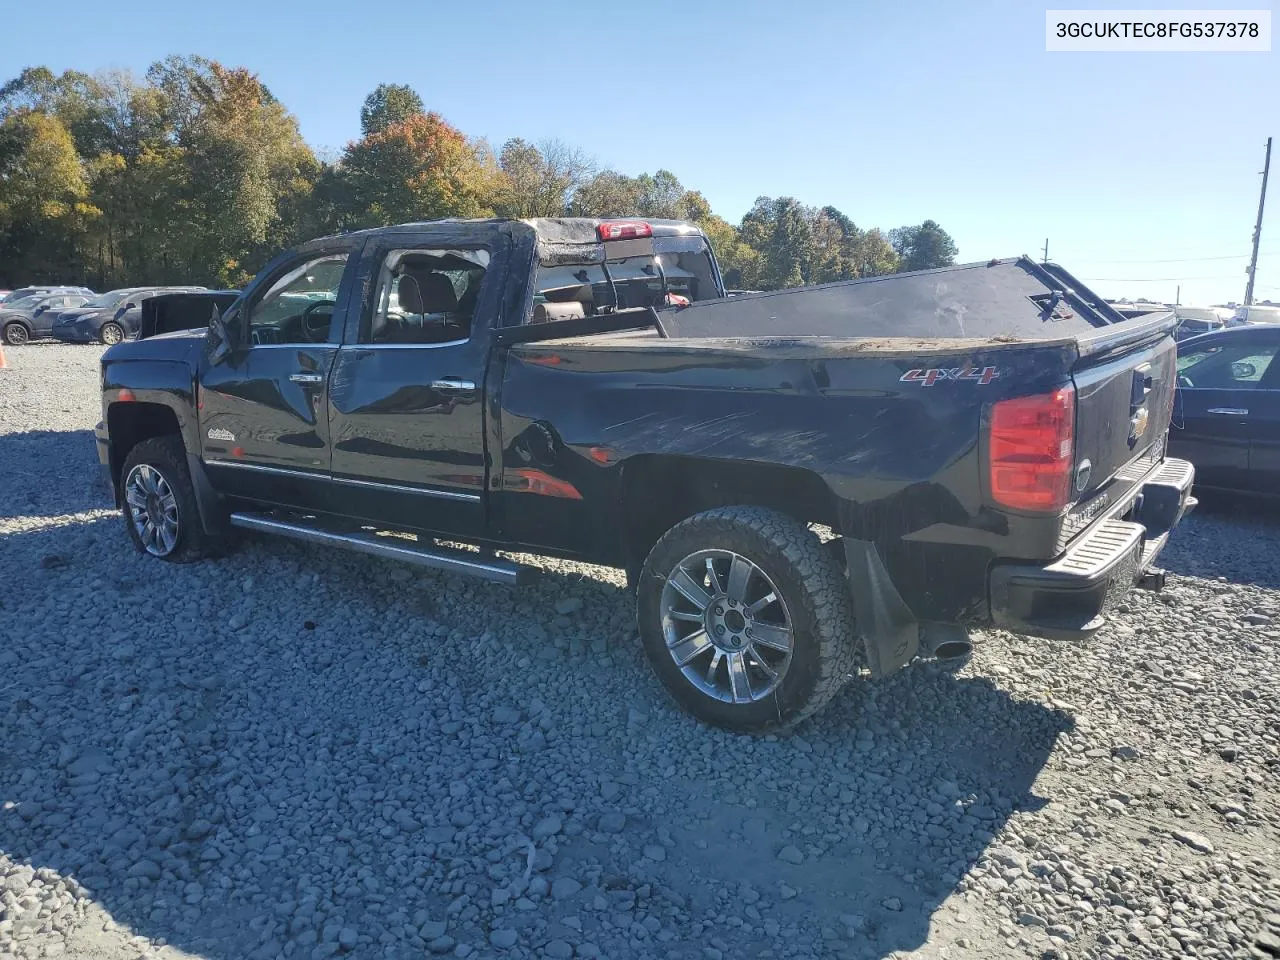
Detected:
left=659, top=257, right=1157, bottom=341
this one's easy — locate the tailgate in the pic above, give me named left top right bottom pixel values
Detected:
left=1059, top=315, right=1178, bottom=545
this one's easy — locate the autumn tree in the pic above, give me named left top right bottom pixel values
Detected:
left=0, top=109, right=95, bottom=284
left=0, top=61, right=961, bottom=294
left=339, top=111, right=501, bottom=226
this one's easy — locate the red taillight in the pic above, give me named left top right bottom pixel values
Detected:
left=988, top=386, right=1076, bottom=512
left=597, top=220, right=652, bottom=241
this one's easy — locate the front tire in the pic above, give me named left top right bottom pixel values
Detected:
left=120, top=436, right=215, bottom=562
left=637, top=506, right=858, bottom=732
left=3, top=322, right=30, bottom=346
left=99, top=322, right=125, bottom=345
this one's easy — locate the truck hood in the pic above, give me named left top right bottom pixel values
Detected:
left=102, top=328, right=205, bottom=365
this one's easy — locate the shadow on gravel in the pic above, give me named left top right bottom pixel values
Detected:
left=0, top=428, right=106, bottom=519
left=1159, top=493, right=1280, bottom=590
left=0, top=516, right=1073, bottom=960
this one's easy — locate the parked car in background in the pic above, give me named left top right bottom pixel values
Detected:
left=1231, top=304, right=1280, bottom=326
left=1107, top=300, right=1170, bottom=321
left=1, top=285, right=94, bottom=305
left=1170, top=324, right=1280, bottom=496
left=1, top=292, right=94, bottom=344
left=1174, top=307, right=1230, bottom=342
left=53, top=287, right=207, bottom=344
left=139, top=290, right=240, bottom=340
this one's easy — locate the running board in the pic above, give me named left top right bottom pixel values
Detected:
left=228, top=513, right=535, bottom=586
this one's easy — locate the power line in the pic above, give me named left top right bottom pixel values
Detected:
left=1077, top=274, right=1247, bottom=282
left=1068, top=253, right=1249, bottom=264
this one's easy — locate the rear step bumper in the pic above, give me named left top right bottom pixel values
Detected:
left=229, top=513, right=537, bottom=586
left=988, top=457, right=1196, bottom=641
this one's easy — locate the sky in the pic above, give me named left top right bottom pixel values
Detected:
left=4, top=0, right=1278, bottom=306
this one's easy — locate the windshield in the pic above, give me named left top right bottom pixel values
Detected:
left=532, top=239, right=720, bottom=319
left=84, top=290, right=133, bottom=309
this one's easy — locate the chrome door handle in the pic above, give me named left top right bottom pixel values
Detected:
left=431, top=378, right=476, bottom=394
left=289, top=372, right=324, bottom=384
left=1207, top=407, right=1248, bottom=416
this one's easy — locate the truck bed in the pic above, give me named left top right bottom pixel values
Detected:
left=654, top=256, right=1139, bottom=341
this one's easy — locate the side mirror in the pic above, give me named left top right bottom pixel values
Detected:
left=208, top=304, right=236, bottom=365
left=125, top=302, right=138, bottom=310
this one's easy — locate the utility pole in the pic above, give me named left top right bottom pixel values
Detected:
left=1042, top=238, right=1049, bottom=264
left=1176, top=284, right=1181, bottom=306
left=1245, top=136, right=1272, bottom=306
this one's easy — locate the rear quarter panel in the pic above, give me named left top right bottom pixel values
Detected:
left=495, top=336, right=1077, bottom=622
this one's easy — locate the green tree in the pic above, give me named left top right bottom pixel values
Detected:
left=739, top=197, right=817, bottom=289
left=359, top=83, right=426, bottom=136
left=700, top=213, right=760, bottom=289
left=0, top=110, right=95, bottom=284
left=568, top=170, right=643, bottom=217
left=888, top=220, right=958, bottom=272
left=569, top=167, right=708, bottom=221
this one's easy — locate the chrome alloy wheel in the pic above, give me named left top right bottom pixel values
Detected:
left=124, top=463, right=180, bottom=557
left=659, top=550, right=794, bottom=703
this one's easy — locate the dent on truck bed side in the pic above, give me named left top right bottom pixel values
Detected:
left=495, top=335, right=1079, bottom=630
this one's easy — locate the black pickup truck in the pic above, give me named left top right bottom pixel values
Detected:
left=95, top=217, right=1196, bottom=731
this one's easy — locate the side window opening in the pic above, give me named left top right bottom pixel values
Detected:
left=366, top=248, right=490, bottom=345
left=1177, top=341, right=1279, bottom=389
left=530, top=240, right=720, bottom=324
left=246, top=253, right=349, bottom=346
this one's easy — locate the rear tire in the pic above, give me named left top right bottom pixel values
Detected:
left=99, top=322, right=125, bottom=345
left=637, top=506, right=857, bottom=732
left=120, top=436, right=217, bottom=562
left=3, top=322, right=30, bottom=346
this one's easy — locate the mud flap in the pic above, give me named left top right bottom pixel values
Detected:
left=843, top=538, right=919, bottom=676
left=186, top=453, right=230, bottom=537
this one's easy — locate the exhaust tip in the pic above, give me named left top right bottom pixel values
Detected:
left=932, top=639, right=974, bottom=661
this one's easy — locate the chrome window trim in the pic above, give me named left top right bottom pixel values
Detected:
left=343, top=340, right=469, bottom=351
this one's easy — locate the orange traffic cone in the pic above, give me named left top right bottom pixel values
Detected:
left=0, top=344, right=7, bottom=369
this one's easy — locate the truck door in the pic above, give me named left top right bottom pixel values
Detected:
left=326, top=235, right=505, bottom=537
left=1170, top=333, right=1277, bottom=491
left=197, top=244, right=359, bottom=511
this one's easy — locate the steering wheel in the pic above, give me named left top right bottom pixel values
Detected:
left=301, top=300, right=336, bottom=343
left=1231, top=360, right=1257, bottom=380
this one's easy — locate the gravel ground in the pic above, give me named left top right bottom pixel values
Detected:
left=1, top=343, right=1279, bottom=960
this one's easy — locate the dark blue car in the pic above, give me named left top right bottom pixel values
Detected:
left=1170, top=324, right=1280, bottom=495
left=1, top=292, right=93, bottom=344
left=52, top=286, right=206, bottom=344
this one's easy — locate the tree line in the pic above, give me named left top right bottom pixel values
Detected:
left=0, top=61, right=958, bottom=291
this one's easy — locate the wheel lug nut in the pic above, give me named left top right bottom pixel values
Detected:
left=715, top=605, right=725, bottom=615
left=715, top=625, right=725, bottom=636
